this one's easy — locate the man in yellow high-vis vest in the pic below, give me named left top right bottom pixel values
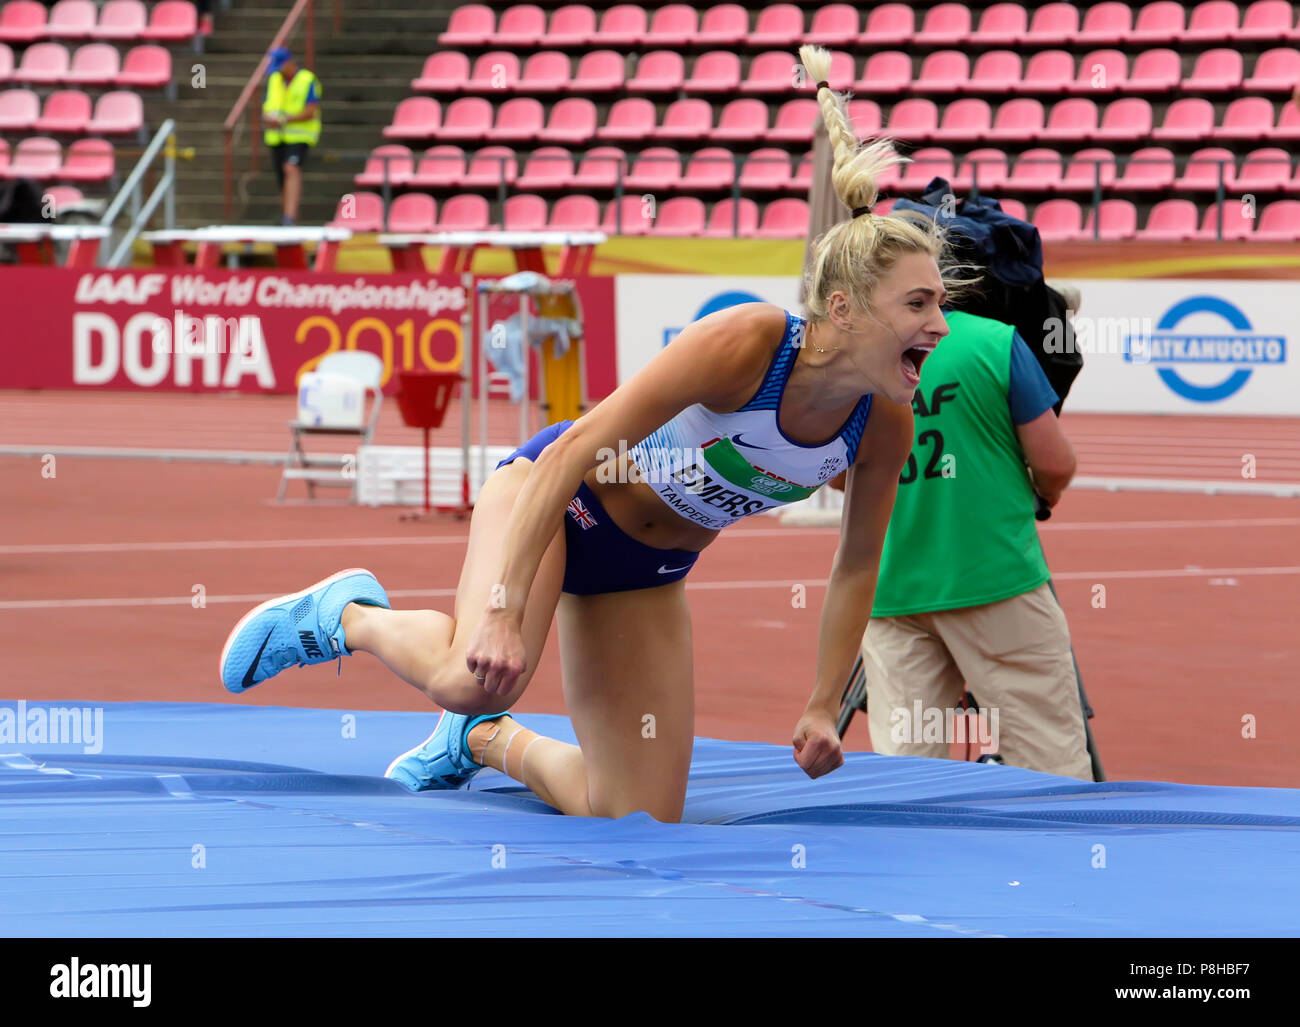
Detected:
left=262, top=47, right=321, bottom=226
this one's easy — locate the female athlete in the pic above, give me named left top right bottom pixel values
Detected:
left=219, top=45, right=956, bottom=823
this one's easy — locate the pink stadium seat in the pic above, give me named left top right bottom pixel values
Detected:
left=1082, top=199, right=1138, bottom=240
left=519, top=51, right=571, bottom=93
left=789, top=152, right=812, bottom=192
left=143, top=1, right=198, bottom=42
left=917, top=3, right=972, bottom=45
left=384, top=97, right=441, bottom=140
left=496, top=5, right=546, bottom=47
left=1032, top=198, right=1084, bottom=241
left=117, top=45, right=170, bottom=88
left=327, top=191, right=385, bottom=232
left=540, top=97, right=595, bottom=143
left=898, top=148, right=955, bottom=191
left=6, top=136, right=61, bottom=179
left=874, top=197, right=898, bottom=216
left=743, top=51, right=797, bottom=94
left=0, top=1, right=46, bottom=44
left=717, top=98, right=771, bottom=141
left=739, top=148, right=791, bottom=191
left=755, top=198, right=809, bottom=238
left=548, top=194, right=600, bottom=230
left=750, top=4, right=803, bottom=46
left=1024, top=3, right=1079, bottom=45
left=625, top=146, right=681, bottom=190
left=995, top=197, right=1027, bottom=220
left=1182, top=1, right=1239, bottom=42
left=886, top=98, right=938, bottom=143
left=468, top=51, right=519, bottom=92
left=685, top=50, right=740, bottom=93
left=952, top=148, right=1008, bottom=191
left=1229, top=147, right=1292, bottom=191
left=1254, top=200, right=1300, bottom=240
left=413, top=52, right=469, bottom=92
left=1153, top=97, right=1215, bottom=142
left=1018, top=50, right=1074, bottom=94
left=439, top=97, right=493, bottom=141
left=1125, top=49, right=1180, bottom=92
left=94, top=0, right=146, bottom=40
left=967, top=51, right=1021, bottom=93
left=47, top=0, right=96, bottom=39
left=594, top=4, right=647, bottom=46
left=805, top=4, right=858, bottom=46
left=931, top=98, right=992, bottom=143
left=702, top=197, right=758, bottom=237
left=682, top=147, right=736, bottom=190
left=1116, top=147, right=1176, bottom=191
left=1140, top=198, right=1200, bottom=240
left=826, top=50, right=856, bottom=91
left=655, top=98, right=712, bottom=140
left=1244, top=48, right=1300, bottom=92
left=1194, top=203, right=1254, bottom=240
left=516, top=146, right=573, bottom=189
left=411, top=145, right=466, bottom=188
left=503, top=193, right=548, bottom=231
left=14, top=42, right=69, bottom=85
left=1185, top=49, right=1244, bottom=92
left=598, top=97, right=656, bottom=140
left=0, top=42, right=12, bottom=83
left=854, top=51, right=910, bottom=95
left=601, top=195, right=651, bottom=235
left=440, top=4, right=494, bottom=46
left=1078, top=2, right=1132, bottom=44
left=64, top=42, right=118, bottom=85
left=1059, top=148, right=1118, bottom=192
left=845, top=98, right=883, bottom=136
left=860, top=4, right=913, bottom=46
left=1273, top=102, right=1300, bottom=141
left=1067, top=50, right=1127, bottom=94
left=1175, top=147, right=1235, bottom=190
left=569, top=50, right=624, bottom=92
left=35, top=88, right=90, bottom=133
left=649, top=195, right=706, bottom=236
left=437, top=194, right=490, bottom=231
left=460, top=146, right=517, bottom=188
left=1005, top=148, right=1062, bottom=191
left=986, top=98, right=1044, bottom=142
left=1234, top=1, right=1298, bottom=42
left=646, top=4, right=698, bottom=47
left=387, top=192, right=437, bottom=233
left=86, top=90, right=142, bottom=135
left=1093, top=97, right=1153, bottom=142
left=629, top=50, right=684, bottom=93
left=973, top=3, right=1027, bottom=45
left=58, top=137, right=114, bottom=182
left=0, top=86, right=37, bottom=130
left=1040, top=98, right=1099, bottom=141
left=355, top=145, right=414, bottom=188
left=42, top=184, right=83, bottom=208
left=1131, top=1, right=1185, bottom=43
left=489, top=97, right=543, bottom=142
left=1215, top=97, right=1276, bottom=141
left=697, top=4, right=747, bottom=46
left=0, top=138, right=7, bottom=173
left=545, top=5, right=596, bottom=47
left=914, top=51, right=969, bottom=94
left=572, top=146, right=625, bottom=189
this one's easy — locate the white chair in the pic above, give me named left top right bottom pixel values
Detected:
left=277, top=350, right=385, bottom=502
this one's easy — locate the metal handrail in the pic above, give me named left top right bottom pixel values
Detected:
left=99, top=118, right=189, bottom=267
left=222, top=0, right=323, bottom=220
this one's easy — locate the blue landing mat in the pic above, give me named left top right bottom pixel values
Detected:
left=1, top=701, right=1297, bottom=937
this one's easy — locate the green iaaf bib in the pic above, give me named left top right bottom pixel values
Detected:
left=871, top=310, right=1050, bottom=617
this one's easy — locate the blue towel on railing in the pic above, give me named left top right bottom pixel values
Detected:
left=482, top=312, right=581, bottom=403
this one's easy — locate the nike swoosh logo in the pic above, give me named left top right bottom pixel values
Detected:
left=241, top=629, right=275, bottom=689
left=730, top=433, right=772, bottom=451
left=658, top=564, right=691, bottom=574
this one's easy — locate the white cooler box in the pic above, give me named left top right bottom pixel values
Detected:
left=297, top=372, right=366, bottom=428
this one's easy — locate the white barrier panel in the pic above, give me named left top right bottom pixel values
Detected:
left=616, top=274, right=1298, bottom=416
left=358, top=445, right=512, bottom=507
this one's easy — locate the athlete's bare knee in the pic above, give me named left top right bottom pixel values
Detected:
left=588, top=793, right=683, bottom=824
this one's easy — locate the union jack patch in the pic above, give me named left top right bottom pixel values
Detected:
left=567, top=496, right=597, bottom=529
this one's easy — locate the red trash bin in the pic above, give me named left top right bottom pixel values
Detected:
left=395, top=370, right=464, bottom=516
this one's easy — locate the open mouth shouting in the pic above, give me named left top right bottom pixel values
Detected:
left=900, top=343, right=937, bottom=386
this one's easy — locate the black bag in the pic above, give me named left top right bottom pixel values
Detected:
left=0, top=177, right=49, bottom=224
left=894, top=178, right=1082, bottom=414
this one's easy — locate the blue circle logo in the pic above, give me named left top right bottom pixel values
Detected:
left=692, top=290, right=766, bottom=322
left=1153, top=296, right=1253, bottom=402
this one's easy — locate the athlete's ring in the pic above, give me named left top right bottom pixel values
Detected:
left=474, top=674, right=486, bottom=680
